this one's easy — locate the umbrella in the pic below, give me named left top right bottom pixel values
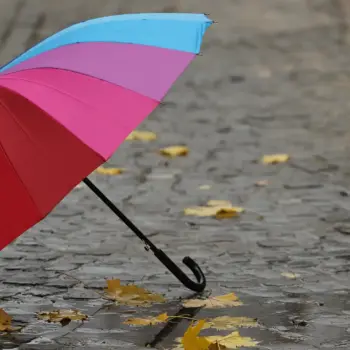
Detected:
left=0, top=13, right=212, bottom=292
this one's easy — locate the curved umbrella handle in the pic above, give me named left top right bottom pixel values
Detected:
left=153, top=249, right=206, bottom=292
left=83, top=178, right=207, bottom=293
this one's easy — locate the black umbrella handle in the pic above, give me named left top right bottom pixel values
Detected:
left=153, top=250, right=206, bottom=292
left=83, top=178, right=206, bottom=293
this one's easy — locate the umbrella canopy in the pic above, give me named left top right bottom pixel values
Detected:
left=0, top=13, right=212, bottom=251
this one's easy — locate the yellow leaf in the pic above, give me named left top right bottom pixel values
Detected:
left=105, top=279, right=166, bottom=307
left=281, top=272, right=300, bottom=279
left=261, top=154, right=290, bottom=164
left=0, top=309, right=20, bottom=332
left=184, top=206, right=221, bottom=217
left=181, top=320, right=212, bottom=350
left=159, top=146, right=189, bottom=157
left=126, top=130, right=157, bottom=141
left=199, top=185, right=212, bottom=190
left=37, top=309, right=88, bottom=323
left=203, top=316, right=259, bottom=330
left=184, top=201, right=244, bottom=219
left=183, top=293, right=242, bottom=309
left=124, top=313, right=168, bottom=326
left=96, top=167, right=124, bottom=175
left=207, top=331, right=259, bottom=349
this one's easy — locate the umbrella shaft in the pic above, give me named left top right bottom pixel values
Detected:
left=82, top=178, right=157, bottom=251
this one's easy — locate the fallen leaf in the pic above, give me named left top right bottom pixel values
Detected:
left=261, top=154, right=290, bottom=164
left=159, top=146, right=189, bottom=157
left=96, top=167, right=124, bottom=175
left=105, top=279, right=166, bottom=306
left=181, top=320, right=212, bottom=350
left=124, top=313, right=168, bottom=326
left=184, top=201, right=244, bottom=219
left=281, top=272, right=300, bottom=279
left=183, top=293, right=242, bottom=309
left=207, top=331, right=259, bottom=349
left=37, top=309, right=88, bottom=323
left=215, top=208, right=243, bottom=220
left=176, top=321, right=258, bottom=350
left=0, top=309, right=20, bottom=332
left=254, top=180, right=269, bottom=187
left=199, top=185, right=212, bottom=190
left=203, top=316, right=259, bottom=330
left=126, top=130, right=157, bottom=141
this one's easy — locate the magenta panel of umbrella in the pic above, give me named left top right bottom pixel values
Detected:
left=0, top=13, right=213, bottom=292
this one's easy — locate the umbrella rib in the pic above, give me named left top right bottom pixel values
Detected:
left=0, top=96, right=39, bottom=148
left=0, top=76, right=101, bottom=111
left=0, top=68, right=162, bottom=104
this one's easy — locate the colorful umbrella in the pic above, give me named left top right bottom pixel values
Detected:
left=0, top=13, right=212, bottom=292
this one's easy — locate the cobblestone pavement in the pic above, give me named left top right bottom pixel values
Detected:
left=1, top=0, right=350, bottom=349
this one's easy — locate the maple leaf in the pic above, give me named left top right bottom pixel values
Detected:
left=207, top=331, right=259, bottom=349
left=183, top=293, right=242, bottom=309
left=203, top=316, right=259, bottom=330
left=176, top=320, right=259, bottom=350
left=105, top=279, right=166, bottom=307
left=159, top=145, right=189, bottom=157
left=0, top=309, right=20, bottom=332
left=261, top=154, right=289, bottom=164
left=123, top=313, right=168, bottom=326
left=181, top=320, right=212, bottom=350
left=126, top=130, right=157, bottom=141
left=95, top=167, right=124, bottom=175
left=37, top=309, right=88, bottom=325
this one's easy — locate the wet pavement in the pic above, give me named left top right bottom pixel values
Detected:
left=1, top=0, right=350, bottom=349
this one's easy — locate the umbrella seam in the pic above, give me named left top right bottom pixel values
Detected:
left=0, top=77, right=141, bottom=144
left=0, top=84, right=114, bottom=164
left=0, top=69, right=162, bottom=104
left=0, top=74, right=161, bottom=159
left=0, top=97, right=39, bottom=147
left=0, top=99, right=43, bottom=218
left=0, top=14, right=211, bottom=71
left=0, top=41, right=199, bottom=76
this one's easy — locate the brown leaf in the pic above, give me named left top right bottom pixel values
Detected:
left=0, top=309, right=20, bottom=332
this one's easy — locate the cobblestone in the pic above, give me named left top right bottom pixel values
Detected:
left=0, top=0, right=350, bottom=349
